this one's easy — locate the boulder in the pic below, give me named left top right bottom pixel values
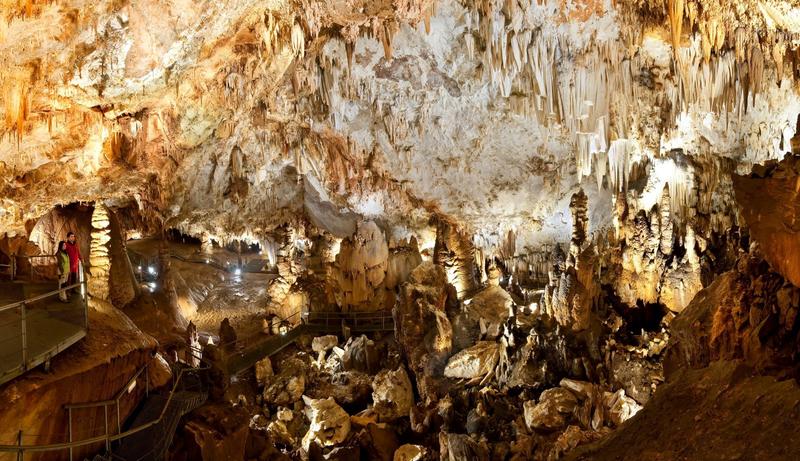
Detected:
left=255, top=357, right=273, bottom=386
left=301, top=396, right=351, bottom=451
left=439, top=432, right=489, bottom=461
left=559, top=378, right=594, bottom=400
left=358, top=423, right=400, bottom=461
left=312, top=334, right=339, bottom=365
left=524, top=388, right=578, bottom=431
left=262, top=358, right=307, bottom=406
left=342, top=335, right=379, bottom=373
left=604, top=389, right=642, bottom=426
left=312, top=335, right=339, bottom=353
left=443, top=341, right=500, bottom=380
left=393, top=444, right=425, bottom=461
left=263, top=375, right=305, bottom=406
left=372, top=366, right=414, bottom=421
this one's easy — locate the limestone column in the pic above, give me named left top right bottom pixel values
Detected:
left=88, top=204, right=111, bottom=301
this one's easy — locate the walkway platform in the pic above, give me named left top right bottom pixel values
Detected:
left=0, top=281, right=87, bottom=386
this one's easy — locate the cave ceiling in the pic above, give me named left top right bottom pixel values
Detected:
left=2, top=0, right=800, bottom=252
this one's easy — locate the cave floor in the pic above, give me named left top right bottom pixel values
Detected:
left=0, top=282, right=86, bottom=385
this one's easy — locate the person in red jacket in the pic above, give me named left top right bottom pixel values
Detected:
left=64, top=232, right=83, bottom=293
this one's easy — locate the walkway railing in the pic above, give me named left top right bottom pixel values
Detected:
left=221, top=310, right=395, bottom=375
left=0, top=254, right=60, bottom=281
left=0, top=347, right=209, bottom=460
left=127, top=249, right=274, bottom=281
left=0, top=274, right=88, bottom=386
left=64, top=362, right=152, bottom=459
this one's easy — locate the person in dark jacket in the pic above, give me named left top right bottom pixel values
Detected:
left=57, top=241, right=70, bottom=302
left=64, top=232, right=83, bottom=294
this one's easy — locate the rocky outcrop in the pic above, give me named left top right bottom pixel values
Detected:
left=733, top=154, right=800, bottom=288
left=262, top=357, right=307, bottom=407
left=664, top=252, right=800, bottom=375
left=174, top=403, right=250, bottom=461
left=266, top=226, right=303, bottom=320
left=312, top=335, right=338, bottom=366
left=609, top=186, right=703, bottom=313
left=394, top=262, right=455, bottom=401
left=566, top=361, right=800, bottom=461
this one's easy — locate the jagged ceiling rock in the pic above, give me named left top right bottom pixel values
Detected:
left=2, top=0, right=800, bottom=249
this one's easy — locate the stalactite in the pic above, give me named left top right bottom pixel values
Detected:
left=291, top=22, right=305, bottom=58
left=773, top=36, right=786, bottom=82
left=3, top=73, right=30, bottom=142
left=667, top=0, right=685, bottom=55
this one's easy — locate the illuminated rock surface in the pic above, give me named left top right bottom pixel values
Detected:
left=2, top=0, right=800, bottom=459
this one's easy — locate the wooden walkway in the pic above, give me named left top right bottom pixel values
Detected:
left=224, top=310, right=395, bottom=375
left=0, top=281, right=87, bottom=386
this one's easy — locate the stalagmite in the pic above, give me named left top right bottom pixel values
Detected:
left=200, top=232, right=213, bottom=254
left=659, top=186, right=673, bottom=256
left=433, top=219, right=478, bottom=299
left=88, top=204, right=111, bottom=301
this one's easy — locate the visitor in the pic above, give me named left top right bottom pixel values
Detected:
left=56, top=241, right=70, bottom=302
left=64, top=231, right=83, bottom=294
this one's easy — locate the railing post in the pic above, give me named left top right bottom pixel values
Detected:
left=16, top=430, right=22, bottom=461
left=83, top=280, right=89, bottom=330
left=68, top=407, right=73, bottom=461
left=104, top=404, right=110, bottom=453
left=20, top=302, right=27, bottom=368
left=117, top=400, right=121, bottom=435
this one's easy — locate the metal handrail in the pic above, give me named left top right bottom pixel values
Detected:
left=127, top=249, right=273, bottom=275
left=65, top=362, right=150, bottom=410
left=0, top=347, right=210, bottom=455
left=216, top=311, right=303, bottom=351
left=0, top=281, right=85, bottom=313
